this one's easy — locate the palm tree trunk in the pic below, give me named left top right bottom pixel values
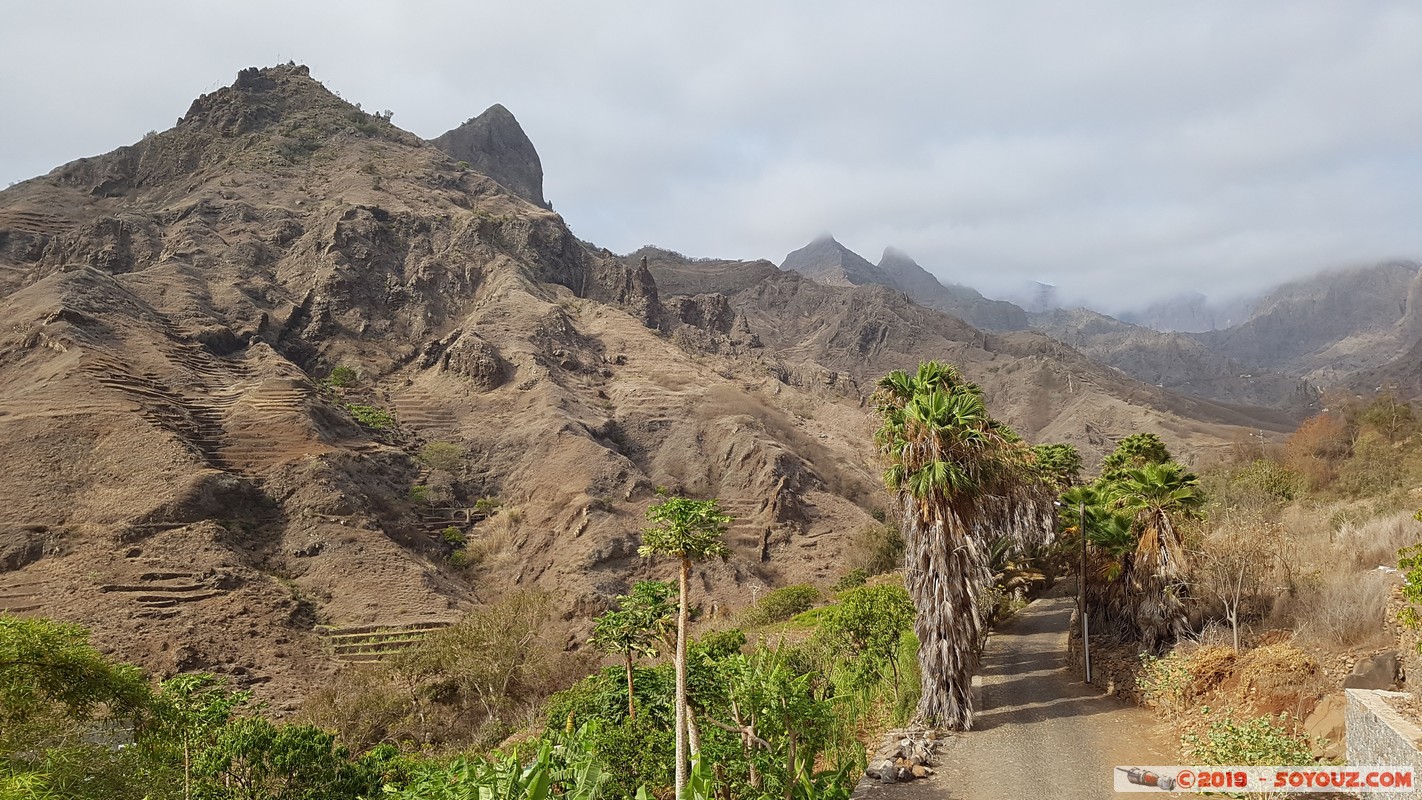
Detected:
left=675, top=555, right=690, bottom=798
left=626, top=651, right=636, bottom=719
left=905, top=505, right=988, bottom=730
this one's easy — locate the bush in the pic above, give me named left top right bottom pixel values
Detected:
left=1183, top=710, right=1317, bottom=767
left=1397, top=544, right=1422, bottom=637
left=419, top=442, right=464, bottom=473
left=692, top=628, right=746, bottom=660
left=408, top=485, right=431, bottom=505
left=849, top=523, right=904, bottom=576
left=441, top=526, right=466, bottom=547
left=325, top=365, right=359, bottom=388
left=833, top=569, right=868, bottom=592
left=1233, top=459, right=1299, bottom=502
left=473, top=497, right=502, bottom=516
left=1293, top=570, right=1391, bottom=649
left=589, top=717, right=674, bottom=798
left=346, top=404, right=395, bottom=430
left=746, top=584, right=821, bottom=625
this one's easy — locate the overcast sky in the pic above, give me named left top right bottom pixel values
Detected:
left=3, top=1, right=1420, bottom=310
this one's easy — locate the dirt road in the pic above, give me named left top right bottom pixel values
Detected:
left=857, top=596, right=1179, bottom=799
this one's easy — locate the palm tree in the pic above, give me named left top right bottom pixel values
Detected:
left=590, top=580, right=675, bottom=720
left=638, top=496, right=730, bottom=798
left=873, top=361, right=1055, bottom=730
left=1107, top=462, right=1203, bottom=650
left=1061, top=484, right=1137, bottom=637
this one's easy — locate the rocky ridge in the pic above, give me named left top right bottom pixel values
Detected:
left=0, top=64, right=1298, bottom=710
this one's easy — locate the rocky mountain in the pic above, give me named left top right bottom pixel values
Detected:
left=780, top=235, right=889, bottom=287
left=1194, top=261, right=1421, bottom=384
left=640, top=248, right=1295, bottom=448
left=779, top=236, right=1028, bottom=331
left=431, top=103, right=548, bottom=208
left=1029, top=308, right=1318, bottom=413
left=0, top=64, right=1295, bottom=711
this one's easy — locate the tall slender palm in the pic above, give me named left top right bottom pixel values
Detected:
left=873, top=361, right=1055, bottom=730
left=1107, top=462, right=1202, bottom=650
left=638, top=496, right=730, bottom=798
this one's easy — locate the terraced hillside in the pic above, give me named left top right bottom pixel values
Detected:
left=0, top=64, right=1292, bottom=709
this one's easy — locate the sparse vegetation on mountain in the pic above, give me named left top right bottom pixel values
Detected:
left=743, top=584, right=820, bottom=625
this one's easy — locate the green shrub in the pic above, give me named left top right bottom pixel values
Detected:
left=408, top=485, right=431, bottom=505
left=441, top=526, right=466, bottom=547
left=817, top=583, right=915, bottom=695
left=691, top=628, right=746, bottom=660
left=588, top=717, right=674, bottom=799
left=1399, top=544, right=1422, bottom=639
left=833, top=569, right=868, bottom=592
left=1234, top=459, right=1299, bottom=501
left=419, top=442, right=464, bottom=473
left=1182, top=710, right=1318, bottom=767
left=448, top=549, right=472, bottom=570
left=325, top=365, right=359, bottom=388
left=473, top=497, right=502, bottom=515
left=746, top=584, right=821, bottom=625
left=346, top=404, right=395, bottom=430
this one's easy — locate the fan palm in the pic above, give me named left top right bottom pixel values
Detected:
left=873, top=361, right=1055, bottom=730
left=1107, top=462, right=1202, bottom=650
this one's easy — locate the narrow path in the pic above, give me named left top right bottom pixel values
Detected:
left=858, top=596, right=1180, bottom=799
left=936, top=596, right=1178, bottom=798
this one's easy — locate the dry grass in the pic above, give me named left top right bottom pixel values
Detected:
left=1290, top=570, right=1394, bottom=649
left=1266, top=504, right=1414, bottom=651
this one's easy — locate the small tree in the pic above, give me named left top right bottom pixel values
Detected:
left=1194, top=516, right=1282, bottom=650
left=419, top=442, right=464, bottom=474
left=638, top=496, right=730, bottom=799
left=149, top=674, right=253, bottom=800
left=591, top=581, right=676, bottom=719
left=819, top=583, right=915, bottom=698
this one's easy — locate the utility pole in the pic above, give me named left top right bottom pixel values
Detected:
left=1080, top=500, right=1092, bottom=685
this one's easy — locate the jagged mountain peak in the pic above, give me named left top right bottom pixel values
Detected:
left=780, top=236, right=886, bottom=286
left=432, top=103, right=547, bottom=208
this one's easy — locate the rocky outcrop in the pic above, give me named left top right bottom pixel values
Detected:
left=432, top=104, right=548, bottom=208
left=781, top=235, right=890, bottom=288
left=1195, top=261, right=1420, bottom=379
left=440, top=332, right=508, bottom=390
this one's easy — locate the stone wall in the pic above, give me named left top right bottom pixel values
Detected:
left=1346, top=689, right=1422, bottom=799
